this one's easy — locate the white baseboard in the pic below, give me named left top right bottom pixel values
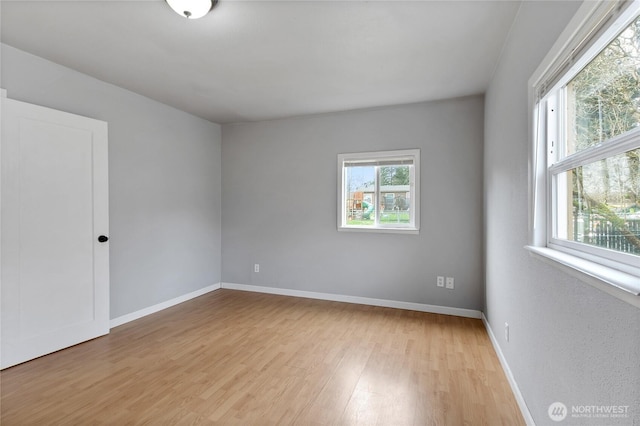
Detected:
left=221, top=282, right=482, bottom=319
left=482, top=314, right=535, bottom=426
left=110, top=283, right=221, bottom=328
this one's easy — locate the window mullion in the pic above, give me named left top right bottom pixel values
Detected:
left=375, top=166, right=380, bottom=226
left=547, top=94, right=559, bottom=167
left=549, top=129, right=640, bottom=175
left=409, top=165, right=415, bottom=226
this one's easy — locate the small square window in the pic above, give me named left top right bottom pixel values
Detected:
left=337, top=149, right=419, bottom=234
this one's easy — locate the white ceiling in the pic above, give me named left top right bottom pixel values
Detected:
left=1, top=0, right=521, bottom=124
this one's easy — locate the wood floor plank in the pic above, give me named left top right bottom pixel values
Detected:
left=0, top=289, right=524, bottom=425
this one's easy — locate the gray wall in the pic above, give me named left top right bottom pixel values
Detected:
left=484, top=2, right=640, bottom=425
left=1, top=44, right=223, bottom=319
left=222, top=97, right=484, bottom=311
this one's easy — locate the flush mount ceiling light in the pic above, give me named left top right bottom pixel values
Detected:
left=166, top=0, right=217, bottom=19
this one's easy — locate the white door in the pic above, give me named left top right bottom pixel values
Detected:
left=1, top=96, right=109, bottom=369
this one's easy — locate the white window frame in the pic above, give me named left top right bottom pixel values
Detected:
left=528, top=0, right=640, bottom=307
left=337, top=149, right=420, bottom=234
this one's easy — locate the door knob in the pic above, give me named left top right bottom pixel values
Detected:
left=98, top=235, right=109, bottom=243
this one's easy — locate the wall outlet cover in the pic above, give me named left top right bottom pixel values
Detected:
left=445, top=277, right=454, bottom=289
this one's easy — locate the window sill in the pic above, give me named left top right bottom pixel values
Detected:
left=338, top=226, right=419, bottom=235
left=525, top=246, right=640, bottom=308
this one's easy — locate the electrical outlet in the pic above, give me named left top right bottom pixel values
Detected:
left=445, top=277, right=454, bottom=289
left=254, top=264, right=260, bottom=273
left=505, top=322, right=509, bottom=342
left=437, top=276, right=445, bottom=287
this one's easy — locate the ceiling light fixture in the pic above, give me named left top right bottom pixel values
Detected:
left=166, top=0, right=217, bottom=19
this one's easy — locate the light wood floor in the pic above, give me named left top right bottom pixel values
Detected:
left=1, top=290, right=524, bottom=425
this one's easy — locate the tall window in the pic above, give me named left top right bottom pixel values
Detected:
left=530, top=0, right=640, bottom=298
left=338, top=149, right=419, bottom=233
